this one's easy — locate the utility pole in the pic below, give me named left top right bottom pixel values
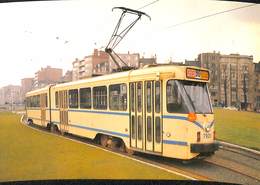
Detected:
left=230, top=63, right=232, bottom=105
left=11, top=89, right=14, bottom=112
left=243, top=72, right=248, bottom=110
left=224, top=66, right=227, bottom=107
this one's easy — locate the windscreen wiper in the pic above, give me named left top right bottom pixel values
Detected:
left=105, top=7, right=151, bottom=72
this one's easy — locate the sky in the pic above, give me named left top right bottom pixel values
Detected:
left=0, top=0, right=259, bottom=87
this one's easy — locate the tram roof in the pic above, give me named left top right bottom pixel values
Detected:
left=54, top=65, right=207, bottom=88
left=26, top=65, right=208, bottom=96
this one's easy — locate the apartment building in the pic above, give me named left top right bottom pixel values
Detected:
left=61, top=70, right=73, bottom=83
left=72, top=49, right=141, bottom=81
left=254, top=62, right=260, bottom=111
left=198, top=52, right=254, bottom=110
left=139, top=56, right=157, bottom=68
left=0, top=85, right=22, bottom=105
left=108, top=52, right=140, bottom=72
left=21, top=78, right=34, bottom=96
left=33, top=66, right=63, bottom=88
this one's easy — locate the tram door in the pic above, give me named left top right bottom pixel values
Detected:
left=59, top=90, right=68, bottom=133
left=144, top=81, right=162, bottom=153
left=40, top=93, right=47, bottom=127
left=130, top=82, right=143, bottom=150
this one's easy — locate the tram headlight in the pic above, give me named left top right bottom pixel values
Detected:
left=166, top=132, right=171, bottom=137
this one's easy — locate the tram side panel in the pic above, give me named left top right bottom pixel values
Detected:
left=27, top=108, right=41, bottom=126
left=50, top=86, right=130, bottom=146
left=162, top=114, right=190, bottom=159
left=26, top=92, right=49, bottom=127
left=67, top=111, right=129, bottom=145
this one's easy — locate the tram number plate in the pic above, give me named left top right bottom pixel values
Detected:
left=203, top=133, right=211, bottom=139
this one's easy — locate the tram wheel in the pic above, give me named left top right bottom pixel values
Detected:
left=125, top=146, right=134, bottom=155
left=27, top=119, right=33, bottom=125
left=100, top=135, right=108, bottom=147
left=50, top=124, right=58, bottom=134
left=110, top=138, right=125, bottom=152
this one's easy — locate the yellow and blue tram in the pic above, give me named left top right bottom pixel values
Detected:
left=25, top=65, right=218, bottom=160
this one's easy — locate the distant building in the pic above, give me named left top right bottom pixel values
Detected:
left=108, top=52, right=140, bottom=72
left=0, top=85, right=22, bottom=105
left=198, top=52, right=254, bottom=110
left=21, top=78, right=33, bottom=96
left=72, top=58, right=80, bottom=81
left=72, top=49, right=141, bottom=81
left=254, top=62, right=260, bottom=111
left=33, top=66, right=63, bottom=88
left=61, top=70, right=72, bottom=83
left=184, top=59, right=201, bottom=67
left=139, top=56, right=157, bottom=68
left=91, top=49, right=110, bottom=76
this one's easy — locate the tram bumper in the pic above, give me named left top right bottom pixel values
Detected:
left=190, top=142, right=219, bottom=153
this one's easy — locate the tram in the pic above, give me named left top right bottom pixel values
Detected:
left=25, top=64, right=218, bottom=160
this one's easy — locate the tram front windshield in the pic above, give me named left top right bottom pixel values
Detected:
left=167, top=80, right=212, bottom=114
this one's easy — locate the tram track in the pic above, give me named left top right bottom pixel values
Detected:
left=21, top=118, right=260, bottom=185
left=204, top=146, right=260, bottom=183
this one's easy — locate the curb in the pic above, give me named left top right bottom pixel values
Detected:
left=218, top=140, right=260, bottom=155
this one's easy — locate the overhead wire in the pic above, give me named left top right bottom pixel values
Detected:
left=137, top=0, right=159, bottom=10
left=166, top=3, right=256, bottom=29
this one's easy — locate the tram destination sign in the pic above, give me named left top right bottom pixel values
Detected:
left=186, top=68, right=209, bottom=81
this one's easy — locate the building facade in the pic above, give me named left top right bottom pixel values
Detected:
left=72, top=49, right=141, bottom=81
left=21, top=78, right=34, bottom=96
left=61, top=70, right=73, bottom=83
left=33, top=66, right=63, bottom=88
left=0, top=85, right=23, bottom=105
left=139, top=56, right=157, bottom=68
left=108, top=52, right=140, bottom=72
left=254, top=62, right=260, bottom=111
left=198, top=52, right=254, bottom=110
left=184, top=59, right=201, bottom=67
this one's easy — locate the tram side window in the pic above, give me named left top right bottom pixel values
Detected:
left=109, top=84, right=127, bottom=111
left=26, top=97, right=31, bottom=107
left=166, top=80, right=187, bottom=113
left=93, top=86, right=107, bottom=110
left=155, top=117, right=161, bottom=143
left=130, top=83, right=135, bottom=112
left=69, top=89, right=79, bottom=108
left=146, top=81, right=152, bottom=113
left=137, top=82, right=142, bottom=112
left=45, top=93, right=48, bottom=107
left=55, top=91, right=59, bottom=108
left=80, top=88, right=91, bottom=109
left=155, top=81, right=160, bottom=113
left=29, top=95, right=40, bottom=107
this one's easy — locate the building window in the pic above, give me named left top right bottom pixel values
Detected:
left=93, top=86, right=107, bottom=109
left=80, top=88, right=91, bottom=109
left=211, top=92, right=216, bottom=96
left=69, top=89, right=78, bottom=108
left=109, top=84, right=127, bottom=111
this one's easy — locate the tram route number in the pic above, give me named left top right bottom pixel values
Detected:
left=203, top=133, right=211, bottom=139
